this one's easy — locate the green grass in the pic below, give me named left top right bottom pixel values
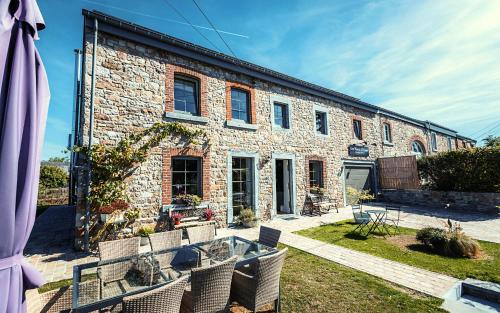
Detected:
left=279, top=245, right=444, bottom=312
left=296, top=220, right=500, bottom=283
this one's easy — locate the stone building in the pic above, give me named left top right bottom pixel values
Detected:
left=71, top=10, right=475, bottom=234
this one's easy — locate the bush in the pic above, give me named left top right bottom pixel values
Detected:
left=237, top=208, right=258, bottom=227
left=39, top=165, right=68, bottom=189
left=415, top=221, right=481, bottom=258
left=417, top=147, right=500, bottom=192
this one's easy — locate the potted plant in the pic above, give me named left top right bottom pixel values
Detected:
left=177, top=194, right=202, bottom=208
left=98, top=200, right=129, bottom=223
left=238, top=208, right=258, bottom=228
left=203, top=208, right=214, bottom=221
left=136, top=225, right=154, bottom=246
left=310, top=185, right=326, bottom=195
left=171, top=212, right=183, bottom=225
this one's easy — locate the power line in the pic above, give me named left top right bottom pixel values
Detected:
left=469, top=120, right=500, bottom=137
left=162, top=0, right=223, bottom=52
left=191, top=0, right=237, bottom=57
left=82, top=0, right=249, bottom=38
left=474, top=123, right=500, bottom=140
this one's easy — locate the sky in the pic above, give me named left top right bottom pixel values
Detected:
left=37, top=0, right=500, bottom=159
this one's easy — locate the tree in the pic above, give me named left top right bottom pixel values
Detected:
left=39, top=165, right=68, bottom=189
left=483, top=135, right=500, bottom=148
left=48, top=156, right=68, bottom=163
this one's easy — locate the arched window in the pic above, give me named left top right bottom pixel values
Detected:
left=411, top=141, right=425, bottom=155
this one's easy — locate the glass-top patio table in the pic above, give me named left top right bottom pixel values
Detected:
left=72, top=236, right=277, bottom=312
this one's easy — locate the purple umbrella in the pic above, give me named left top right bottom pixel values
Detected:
left=0, top=0, right=49, bottom=312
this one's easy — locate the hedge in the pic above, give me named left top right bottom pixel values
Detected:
left=417, top=147, right=500, bottom=192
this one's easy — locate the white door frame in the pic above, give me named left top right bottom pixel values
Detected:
left=227, top=151, right=260, bottom=224
left=271, top=152, right=297, bottom=218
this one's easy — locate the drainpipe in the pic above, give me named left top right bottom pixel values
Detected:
left=84, top=18, right=98, bottom=252
left=425, top=120, right=431, bottom=155
left=69, top=49, right=82, bottom=205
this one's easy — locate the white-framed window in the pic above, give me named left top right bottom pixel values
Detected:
left=312, top=105, right=329, bottom=136
left=447, top=137, right=454, bottom=151
left=411, top=140, right=425, bottom=156
left=383, top=123, right=392, bottom=143
left=431, top=133, right=438, bottom=151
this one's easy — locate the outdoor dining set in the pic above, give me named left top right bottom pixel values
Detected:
left=351, top=204, right=402, bottom=237
left=71, top=225, right=285, bottom=313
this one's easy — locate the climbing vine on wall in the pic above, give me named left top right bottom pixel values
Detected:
left=74, top=122, right=207, bottom=211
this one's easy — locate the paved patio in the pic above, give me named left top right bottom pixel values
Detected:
left=25, top=203, right=498, bottom=297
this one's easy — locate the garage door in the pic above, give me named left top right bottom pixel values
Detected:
left=345, top=167, right=372, bottom=205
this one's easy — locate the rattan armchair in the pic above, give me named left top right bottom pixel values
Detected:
left=180, top=255, right=238, bottom=313
left=149, top=229, right=183, bottom=251
left=231, top=248, right=288, bottom=313
left=122, top=276, right=188, bottom=313
left=258, top=226, right=281, bottom=248
left=186, top=224, right=215, bottom=244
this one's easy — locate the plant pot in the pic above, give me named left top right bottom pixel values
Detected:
left=243, top=220, right=258, bottom=228
left=205, top=216, right=212, bottom=221
left=140, top=236, right=149, bottom=246
left=174, top=219, right=181, bottom=225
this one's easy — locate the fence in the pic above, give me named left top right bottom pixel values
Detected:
left=377, top=155, right=420, bottom=190
left=38, top=187, right=68, bottom=206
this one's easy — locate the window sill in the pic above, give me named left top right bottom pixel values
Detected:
left=272, top=125, right=291, bottom=132
left=164, top=112, right=209, bottom=124
left=226, top=120, right=258, bottom=131
left=383, top=141, right=394, bottom=147
left=314, top=132, right=329, bottom=138
left=161, top=202, right=209, bottom=213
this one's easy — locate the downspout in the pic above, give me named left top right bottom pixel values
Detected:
left=84, top=18, right=98, bottom=252
left=69, top=49, right=82, bottom=205
left=425, top=120, right=431, bottom=155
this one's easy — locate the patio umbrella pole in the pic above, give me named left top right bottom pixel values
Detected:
left=84, top=17, right=98, bottom=252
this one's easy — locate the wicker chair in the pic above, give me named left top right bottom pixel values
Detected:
left=180, top=255, right=238, bottom=313
left=122, top=276, right=188, bottom=313
left=258, top=226, right=281, bottom=248
left=231, top=248, right=288, bottom=313
left=98, top=237, right=141, bottom=261
left=149, top=229, right=183, bottom=251
left=186, top=224, right=215, bottom=244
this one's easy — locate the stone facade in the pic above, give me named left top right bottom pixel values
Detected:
left=75, top=26, right=467, bottom=228
left=382, top=189, right=500, bottom=214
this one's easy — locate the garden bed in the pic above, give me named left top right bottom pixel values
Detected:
left=296, top=220, right=500, bottom=283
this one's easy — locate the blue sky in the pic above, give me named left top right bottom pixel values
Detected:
left=37, top=0, right=500, bottom=159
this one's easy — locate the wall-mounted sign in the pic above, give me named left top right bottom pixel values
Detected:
left=348, top=145, right=369, bottom=157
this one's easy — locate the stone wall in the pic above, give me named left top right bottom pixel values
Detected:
left=76, top=28, right=457, bottom=227
left=382, top=189, right=500, bottom=214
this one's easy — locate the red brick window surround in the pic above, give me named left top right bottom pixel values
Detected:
left=162, top=148, right=210, bottom=204
left=305, top=156, right=327, bottom=193
left=409, top=135, right=427, bottom=154
left=352, top=116, right=364, bottom=140
left=165, top=64, right=208, bottom=117
left=225, top=81, right=256, bottom=124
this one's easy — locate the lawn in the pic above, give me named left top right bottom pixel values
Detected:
left=277, top=245, right=444, bottom=313
left=296, top=220, right=500, bottom=283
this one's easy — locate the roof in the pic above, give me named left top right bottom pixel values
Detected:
left=81, top=9, right=474, bottom=142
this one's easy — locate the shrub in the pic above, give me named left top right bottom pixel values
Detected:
left=417, top=147, right=500, bottom=192
left=39, top=165, right=68, bottom=189
left=346, top=187, right=375, bottom=205
left=137, top=225, right=154, bottom=237
left=415, top=221, right=481, bottom=258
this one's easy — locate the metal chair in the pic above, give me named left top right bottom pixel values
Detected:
left=122, top=276, right=188, bottom=313
left=384, top=204, right=402, bottom=234
left=231, top=248, right=288, bottom=313
left=186, top=224, right=215, bottom=244
left=258, top=226, right=281, bottom=248
left=180, top=255, right=238, bottom=313
left=149, top=229, right=182, bottom=251
left=351, top=204, right=371, bottom=236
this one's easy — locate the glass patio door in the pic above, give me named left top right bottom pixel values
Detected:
left=231, top=157, right=254, bottom=221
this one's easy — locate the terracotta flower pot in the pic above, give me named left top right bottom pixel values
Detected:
left=174, top=219, right=181, bottom=225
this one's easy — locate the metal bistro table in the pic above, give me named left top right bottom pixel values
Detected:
left=365, top=209, right=391, bottom=237
left=72, top=236, right=277, bottom=312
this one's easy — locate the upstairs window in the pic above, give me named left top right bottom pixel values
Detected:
left=231, top=88, right=250, bottom=123
left=353, top=119, right=362, bottom=139
left=383, top=123, right=392, bottom=143
left=431, top=133, right=438, bottom=151
left=315, top=111, right=327, bottom=135
left=447, top=137, right=454, bottom=151
left=174, top=76, right=199, bottom=115
left=273, top=102, right=289, bottom=129
left=171, top=157, right=202, bottom=200
left=309, top=160, right=324, bottom=188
